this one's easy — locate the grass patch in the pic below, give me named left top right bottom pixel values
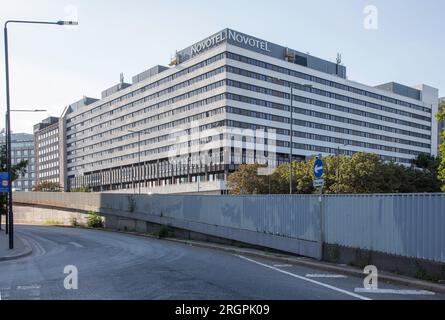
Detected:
left=45, top=220, right=62, bottom=225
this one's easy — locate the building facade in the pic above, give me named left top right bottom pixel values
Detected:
left=34, top=117, right=61, bottom=187
left=439, top=97, right=445, bottom=150
left=0, top=132, right=35, bottom=191
left=60, top=28, right=439, bottom=194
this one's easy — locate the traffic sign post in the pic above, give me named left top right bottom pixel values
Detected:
left=312, top=158, right=325, bottom=261
left=0, top=172, right=10, bottom=233
left=0, top=172, right=10, bottom=193
left=313, top=159, right=324, bottom=179
left=313, top=158, right=325, bottom=188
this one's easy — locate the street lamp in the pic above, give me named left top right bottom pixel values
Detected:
left=336, top=143, right=349, bottom=186
left=270, top=77, right=312, bottom=194
left=4, top=19, right=78, bottom=249
left=11, top=109, right=47, bottom=112
left=128, top=129, right=150, bottom=195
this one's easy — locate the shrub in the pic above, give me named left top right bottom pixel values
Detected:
left=87, top=211, right=103, bottom=228
left=153, top=225, right=170, bottom=238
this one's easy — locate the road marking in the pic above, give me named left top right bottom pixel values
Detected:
left=354, top=288, right=435, bottom=295
left=236, top=255, right=371, bottom=300
left=306, top=274, right=348, bottom=278
left=273, top=264, right=293, bottom=268
left=70, top=242, right=84, bottom=248
left=17, top=285, right=39, bottom=290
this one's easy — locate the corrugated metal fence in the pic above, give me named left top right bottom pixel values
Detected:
left=324, top=194, right=445, bottom=263
left=13, top=192, right=445, bottom=263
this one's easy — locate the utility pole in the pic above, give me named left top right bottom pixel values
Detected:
left=289, top=86, right=293, bottom=195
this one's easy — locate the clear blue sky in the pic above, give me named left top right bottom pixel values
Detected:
left=1, top=0, right=444, bottom=133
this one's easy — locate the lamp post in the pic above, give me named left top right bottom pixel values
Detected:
left=336, top=143, right=349, bottom=187
left=270, top=77, right=312, bottom=194
left=1, top=109, right=46, bottom=233
left=4, top=19, right=78, bottom=249
left=128, top=129, right=151, bottom=195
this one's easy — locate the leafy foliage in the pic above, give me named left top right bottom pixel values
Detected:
left=87, top=211, right=103, bottom=228
left=0, top=144, right=28, bottom=216
left=0, top=144, right=28, bottom=181
left=437, top=100, right=445, bottom=192
left=71, top=185, right=91, bottom=193
left=227, top=152, right=442, bottom=195
left=227, top=163, right=269, bottom=195
left=34, top=181, right=61, bottom=192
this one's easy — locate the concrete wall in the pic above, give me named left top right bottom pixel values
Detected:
left=14, top=205, right=88, bottom=226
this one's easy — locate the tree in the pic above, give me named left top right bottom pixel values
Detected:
left=227, top=164, right=268, bottom=195
left=0, top=144, right=28, bottom=221
left=227, top=152, right=442, bottom=195
left=436, top=100, right=445, bottom=191
left=0, top=145, right=28, bottom=181
left=34, top=181, right=61, bottom=192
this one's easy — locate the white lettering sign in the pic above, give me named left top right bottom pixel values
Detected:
left=190, top=31, right=226, bottom=56
left=228, top=30, right=271, bottom=53
left=190, top=30, right=271, bottom=56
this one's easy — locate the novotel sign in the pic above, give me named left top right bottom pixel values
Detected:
left=190, top=29, right=271, bottom=56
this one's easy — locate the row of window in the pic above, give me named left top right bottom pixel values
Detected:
left=67, top=121, right=226, bottom=172
left=226, top=120, right=418, bottom=163
left=67, top=76, right=431, bottom=160
left=11, top=150, right=35, bottom=157
left=69, top=66, right=225, bottom=133
left=227, top=65, right=430, bottom=123
left=69, top=93, right=225, bottom=156
left=69, top=108, right=225, bottom=164
left=226, top=52, right=430, bottom=113
left=226, top=93, right=431, bottom=141
left=67, top=53, right=226, bottom=124
left=37, top=129, right=58, bottom=141
left=226, top=105, right=430, bottom=149
left=67, top=79, right=226, bottom=144
left=226, top=79, right=430, bottom=132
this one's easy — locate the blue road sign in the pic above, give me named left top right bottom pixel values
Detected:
left=313, top=159, right=324, bottom=179
left=0, top=172, right=10, bottom=193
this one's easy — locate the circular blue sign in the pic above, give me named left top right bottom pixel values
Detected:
left=314, top=159, right=324, bottom=178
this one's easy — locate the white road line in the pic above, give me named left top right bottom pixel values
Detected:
left=236, top=255, right=371, bottom=301
left=17, top=284, right=40, bottom=290
left=306, top=274, right=348, bottom=279
left=70, top=242, right=84, bottom=248
left=354, top=288, right=435, bottom=295
left=273, top=264, right=293, bottom=268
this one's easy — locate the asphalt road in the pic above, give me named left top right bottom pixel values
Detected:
left=0, top=225, right=443, bottom=300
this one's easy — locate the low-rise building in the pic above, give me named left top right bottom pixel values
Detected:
left=0, top=132, right=35, bottom=191
left=34, top=117, right=61, bottom=187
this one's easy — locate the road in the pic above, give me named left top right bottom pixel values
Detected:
left=0, top=225, right=443, bottom=300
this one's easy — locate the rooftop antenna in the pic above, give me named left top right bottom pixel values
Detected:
left=336, top=53, right=342, bottom=76
left=120, top=72, right=124, bottom=84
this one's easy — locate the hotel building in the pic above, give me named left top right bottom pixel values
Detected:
left=55, top=29, right=439, bottom=193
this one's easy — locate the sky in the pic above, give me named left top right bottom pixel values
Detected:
left=0, top=0, right=444, bottom=133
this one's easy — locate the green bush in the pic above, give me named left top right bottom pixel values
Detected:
left=87, top=211, right=103, bottom=228
left=153, top=225, right=170, bottom=238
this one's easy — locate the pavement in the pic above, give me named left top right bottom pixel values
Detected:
left=0, top=225, right=444, bottom=300
left=0, top=225, right=32, bottom=262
